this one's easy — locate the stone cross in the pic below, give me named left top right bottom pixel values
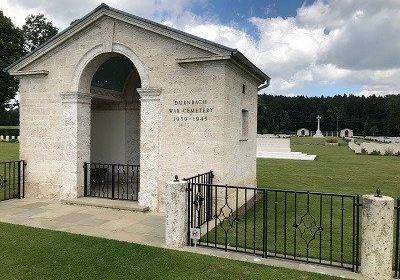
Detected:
left=317, top=115, right=321, bottom=131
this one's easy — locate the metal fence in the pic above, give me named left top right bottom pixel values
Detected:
left=184, top=171, right=214, bottom=227
left=0, top=161, right=25, bottom=201
left=188, top=183, right=361, bottom=271
left=84, top=162, right=139, bottom=201
left=395, top=197, right=400, bottom=278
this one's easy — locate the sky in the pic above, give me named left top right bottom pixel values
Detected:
left=1, top=0, right=399, bottom=97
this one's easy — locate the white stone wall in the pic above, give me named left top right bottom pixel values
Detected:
left=220, top=63, right=258, bottom=188
left=348, top=140, right=400, bottom=155
left=257, top=137, right=291, bottom=153
left=16, top=16, right=261, bottom=210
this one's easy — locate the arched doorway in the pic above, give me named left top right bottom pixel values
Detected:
left=62, top=45, right=161, bottom=210
left=90, top=54, right=141, bottom=165
left=87, top=53, right=141, bottom=201
left=345, top=130, right=349, bottom=137
left=301, top=129, right=305, bottom=136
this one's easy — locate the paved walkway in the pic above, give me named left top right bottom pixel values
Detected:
left=0, top=198, right=165, bottom=246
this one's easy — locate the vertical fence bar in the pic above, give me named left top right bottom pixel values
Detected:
left=253, top=188, right=256, bottom=254
left=262, top=189, right=266, bottom=258
left=83, top=163, right=87, bottom=197
left=236, top=187, right=239, bottom=251
left=111, top=164, right=115, bottom=200
left=284, top=191, right=287, bottom=258
left=319, top=194, right=323, bottom=263
left=293, top=192, right=297, bottom=260
left=22, top=160, right=25, bottom=198
left=330, top=195, right=333, bottom=265
left=244, top=189, right=247, bottom=252
left=274, top=190, right=277, bottom=256
left=187, top=181, right=191, bottom=246
left=17, top=161, right=21, bottom=198
left=341, top=196, right=344, bottom=267
left=352, top=196, right=356, bottom=271
left=355, top=195, right=360, bottom=272
left=265, top=190, right=268, bottom=258
left=12, top=161, right=16, bottom=198
left=3, top=162, right=6, bottom=200
left=395, top=197, right=399, bottom=278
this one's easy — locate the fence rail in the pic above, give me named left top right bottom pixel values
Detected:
left=0, top=160, right=25, bottom=201
left=395, top=198, right=400, bottom=278
left=188, top=183, right=361, bottom=271
left=84, top=162, right=139, bottom=201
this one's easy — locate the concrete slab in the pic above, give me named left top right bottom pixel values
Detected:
left=0, top=198, right=164, bottom=248
left=62, top=197, right=149, bottom=212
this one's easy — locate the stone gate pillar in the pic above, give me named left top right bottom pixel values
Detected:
left=61, top=92, right=91, bottom=199
left=138, top=88, right=161, bottom=211
left=361, top=193, right=394, bottom=280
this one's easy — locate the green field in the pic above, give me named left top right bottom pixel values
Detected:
left=258, top=137, right=400, bottom=197
left=0, top=142, right=19, bottom=162
left=0, top=126, right=19, bottom=129
left=0, top=222, right=343, bottom=280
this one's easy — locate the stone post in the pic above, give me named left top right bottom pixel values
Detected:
left=165, top=179, right=188, bottom=247
left=361, top=193, right=394, bottom=280
left=60, top=92, right=91, bottom=199
left=138, top=88, right=161, bottom=211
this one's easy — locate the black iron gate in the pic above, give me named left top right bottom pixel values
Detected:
left=84, top=162, right=139, bottom=201
left=0, top=161, right=25, bottom=201
left=184, top=171, right=214, bottom=226
left=187, top=183, right=361, bottom=272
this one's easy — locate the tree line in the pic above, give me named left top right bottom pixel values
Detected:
left=0, top=10, right=58, bottom=124
left=258, top=94, right=400, bottom=136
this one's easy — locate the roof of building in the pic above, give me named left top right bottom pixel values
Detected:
left=5, top=3, right=270, bottom=84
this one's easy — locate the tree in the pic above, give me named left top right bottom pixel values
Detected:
left=0, top=10, right=23, bottom=110
left=22, top=14, right=58, bottom=53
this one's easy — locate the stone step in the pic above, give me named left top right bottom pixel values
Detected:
left=257, top=152, right=316, bottom=161
left=61, top=197, right=149, bottom=212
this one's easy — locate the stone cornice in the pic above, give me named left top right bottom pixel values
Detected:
left=61, top=92, right=92, bottom=104
left=176, top=55, right=231, bottom=64
left=9, top=70, right=49, bottom=78
left=137, top=88, right=162, bottom=101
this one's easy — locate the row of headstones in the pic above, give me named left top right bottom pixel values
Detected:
left=0, top=135, right=20, bottom=141
left=349, top=139, right=400, bottom=155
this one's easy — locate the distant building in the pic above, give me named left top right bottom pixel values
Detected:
left=340, top=128, right=353, bottom=138
left=297, top=128, right=310, bottom=137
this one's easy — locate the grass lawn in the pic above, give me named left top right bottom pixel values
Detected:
left=258, top=137, right=400, bottom=197
left=0, top=125, right=19, bottom=129
left=0, top=142, right=19, bottom=162
left=0, top=222, right=343, bottom=280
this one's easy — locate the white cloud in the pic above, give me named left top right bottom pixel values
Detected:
left=0, top=0, right=200, bottom=28
left=1, top=0, right=400, bottom=96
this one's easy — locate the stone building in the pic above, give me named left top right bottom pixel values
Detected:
left=5, top=4, right=269, bottom=211
left=340, top=128, right=353, bottom=138
left=297, top=128, right=310, bottom=137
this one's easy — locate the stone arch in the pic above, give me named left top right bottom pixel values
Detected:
left=71, top=43, right=149, bottom=93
